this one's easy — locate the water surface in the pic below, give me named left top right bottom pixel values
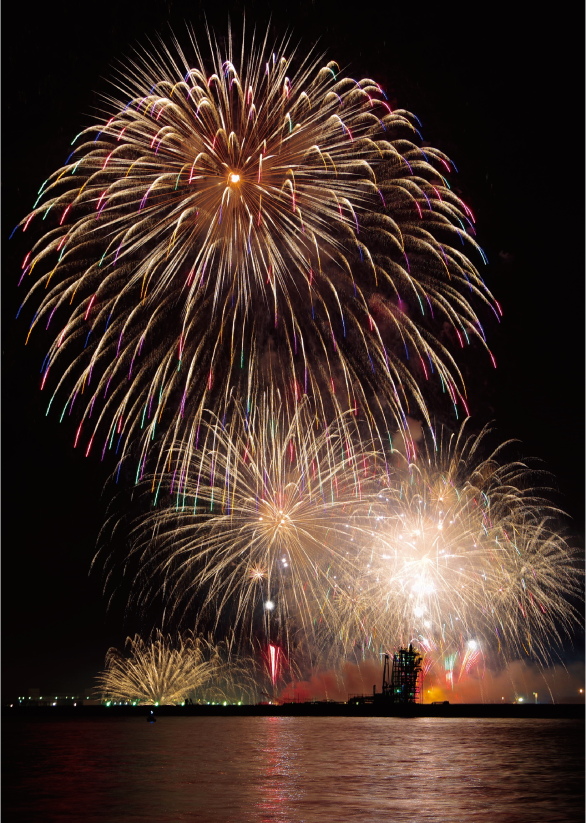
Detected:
left=4, top=716, right=583, bottom=822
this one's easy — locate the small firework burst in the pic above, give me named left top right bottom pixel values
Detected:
left=96, top=630, right=251, bottom=704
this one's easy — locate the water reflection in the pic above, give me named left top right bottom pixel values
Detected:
left=255, top=717, right=303, bottom=821
left=3, top=716, right=583, bottom=822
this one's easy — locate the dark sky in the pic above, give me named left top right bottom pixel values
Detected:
left=4, top=0, right=584, bottom=698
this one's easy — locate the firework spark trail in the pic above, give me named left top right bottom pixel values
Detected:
left=98, top=392, right=380, bottom=650
left=15, top=26, right=497, bottom=482
left=268, top=643, right=280, bottom=687
left=95, top=630, right=254, bottom=704
left=332, top=421, right=583, bottom=667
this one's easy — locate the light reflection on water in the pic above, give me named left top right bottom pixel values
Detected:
left=4, top=716, right=583, bottom=822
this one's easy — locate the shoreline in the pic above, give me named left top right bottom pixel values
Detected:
left=4, top=703, right=584, bottom=719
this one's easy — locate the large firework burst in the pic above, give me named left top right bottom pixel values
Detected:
left=96, top=630, right=251, bottom=704
left=100, top=391, right=380, bottom=651
left=15, top=26, right=498, bottom=479
left=334, top=422, right=582, bottom=666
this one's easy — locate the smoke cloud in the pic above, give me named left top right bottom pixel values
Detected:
left=280, top=658, right=585, bottom=704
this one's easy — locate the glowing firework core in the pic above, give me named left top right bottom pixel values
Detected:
left=229, top=172, right=241, bottom=184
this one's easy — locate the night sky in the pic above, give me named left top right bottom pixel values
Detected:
left=4, top=0, right=584, bottom=698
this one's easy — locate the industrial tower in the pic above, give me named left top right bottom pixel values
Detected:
left=382, top=644, right=423, bottom=704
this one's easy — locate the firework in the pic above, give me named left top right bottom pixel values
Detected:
left=15, top=26, right=498, bottom=478
left=335, top=422, right=582, bottom=666
left=100, top=392, right=380, bottom=652
left=96, top=630, right=251, bottom=704
left=16, top=23, right=577, bottom=684
left=268, top=644, right=281, bottom=687
left=100, top=413, right=581, bottom=675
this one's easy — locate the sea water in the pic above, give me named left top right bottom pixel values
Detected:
left=3, top=716, right=583, bottom=822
